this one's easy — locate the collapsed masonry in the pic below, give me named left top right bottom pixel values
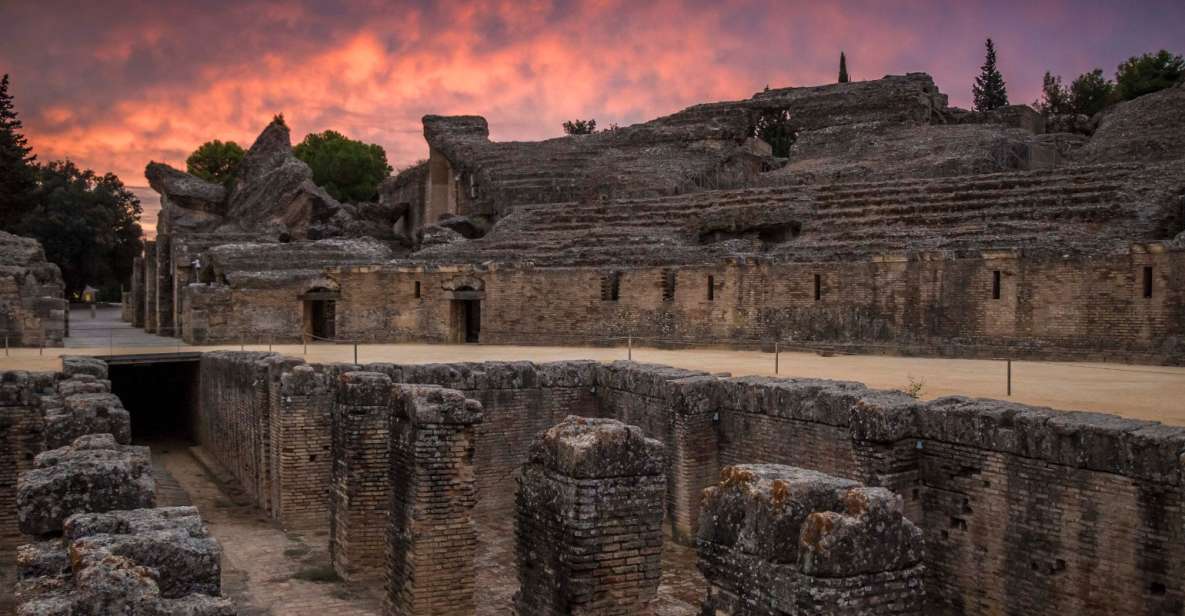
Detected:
left=135, top=76, right=1185, bottom=363
left=0, top=230, right=67, bottom=347
left=698, top=465, right=926, bottom=615
left=0, top=356, right=233, bottom=614
left=194, top=352, right=1185, bottom=616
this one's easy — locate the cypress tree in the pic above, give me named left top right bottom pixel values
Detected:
left=838, top=52, right=850, bottom=83
left=0, top=74, right=38, bottom=230
left=972, top=38, right=1009, bottom=111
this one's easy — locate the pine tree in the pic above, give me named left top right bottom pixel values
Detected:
left=972, top=38, right=1009, bottom=111
left=838, top=52, right=850, bottom=83
left=0, top=74, right=38, bottom=230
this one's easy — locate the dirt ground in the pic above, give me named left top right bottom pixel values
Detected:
left=5, top=338, right=1184, bottom=426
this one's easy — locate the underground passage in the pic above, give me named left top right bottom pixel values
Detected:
left=106, top=354, right=202, bottom=444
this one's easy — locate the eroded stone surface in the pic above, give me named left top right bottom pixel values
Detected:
left=17, top=434, right=154, bottom=536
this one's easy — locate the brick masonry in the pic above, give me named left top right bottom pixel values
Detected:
left=193, top=354, right=1185, bottom=615
left=514, top=416, right=666, bottom=615
left=385, top=384, right=483, bottom=616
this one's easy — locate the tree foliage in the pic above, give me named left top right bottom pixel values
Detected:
left=0, top=74, right=37, bottom=230
left=754, top=109, right=797, bottom=158
left=293, top=130, right=392, bottom=203
left=972, top=38, right=1009, bottom=111
left=1034, top=71, right=1070, bottom=115
left=1069, top=69, right=1116, bottom=116
left=18, top=161, right=143, bottom=298
left=562, top=119, right=597, bottom=135
left=1115, top=50, right=1185, bottom=101
left=838, top=52, right=850, bottom=83
left=185, top=139, right=245, bottom=185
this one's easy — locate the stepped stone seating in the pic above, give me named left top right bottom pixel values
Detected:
left=417, top=163, right=1169, bottom=266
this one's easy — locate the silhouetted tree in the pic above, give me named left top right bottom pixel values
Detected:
left=972, top=38, right=1009, bottom=111
left=1115, top=49, right=1184, bottom=101
left=18, top=161, right=143, bottom=299
left=186, top=140, right=245, bottom=185
left=0, top=74, right=37, bottom=230
left=1069, top=69, right=1116, bottom=116
left=1034, top=71, right=1070, bottom=115
left=838, top=52, right=850, bottom=83
left=293, top=130, right=392, bottom=203
left=754, top=109, right=796, bottom=158
left=562, top=119, right=597, bottom=135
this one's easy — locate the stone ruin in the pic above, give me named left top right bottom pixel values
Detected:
left=0, top=230, right=67, bottom=348
left=698, top=465, right=925, bottom=615
left=130, top=74, right=1185, bottom=364
left=0, top=356, right=233, bottom=614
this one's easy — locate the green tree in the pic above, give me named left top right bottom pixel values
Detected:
left=1035, top=71, right=1070, bottom=115
left=754, top=109, right=796, bottom=158
left=185, top=140, right=245, bottom=185
left=838, top=52, right=850, bottom=83
left=1115, top=49, right=1185, bottom=101
left=562, top=119, right=597, bottom=135
left=18, top=161, right=143, bottom=298
left=293, top=130, right=392, bottom=203
left=972, top=38, right=1009, bottom=111
left=1069, top=69, right=1116, bottom=116
left=0, top=74, right=37, bottom=230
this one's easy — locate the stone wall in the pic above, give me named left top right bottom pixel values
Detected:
left=698, top=464, right=926, bottom=615
left=192, top=355, right=1185, bottom=615
left=0, top=231, right=67, bottom=347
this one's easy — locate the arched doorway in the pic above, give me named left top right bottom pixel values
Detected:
left=301, top=287, right=340, bottom=340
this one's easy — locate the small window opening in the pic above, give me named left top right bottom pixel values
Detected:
left=707, top=275, right=715, bottom=301
left=1143, top=266, right=1153, bottom=298
left=992, top=271, right=1001, bottom=300
left=601, top=272, right=621, bottom=302
left=414, top=280, right=421, bottom=299
left=662, top=270, right=677, bottom=302
left=1151, top=582, right=1166, bottom=596
left=813, top=274, right=822, bottom=301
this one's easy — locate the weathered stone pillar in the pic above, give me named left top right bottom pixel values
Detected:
left=156, top=232, right=174, bottom=336
left=668, top=375, right=721, bottom=544
left=269, top=363, right=334, bottom=529
left=514, top=416, right=665, bottom=616
left=385, top=385, right=483, bottom=616
left=131, top=255, right=145, bottom=327
left=330, top=371, right=392, bottom=582
left=144, top=241, right=157, bottom=333
left=697, top=464, right=926, bottom=615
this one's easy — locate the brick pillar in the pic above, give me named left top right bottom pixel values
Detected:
left=514, top=416, right=665, bottom=616
left=698, top=464, right=926, bottom=615
left=385, top=385, right=483, bottom=616
left=667, top=376, right=720, bottom=544
left=143, top=241, right=157, bottom=333
left=270, top=363, right=333, bottom=529
left=330, top=371, right=392, bottom=582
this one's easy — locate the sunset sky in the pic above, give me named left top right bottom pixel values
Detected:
left=3, top=0, right=1183, bottom=235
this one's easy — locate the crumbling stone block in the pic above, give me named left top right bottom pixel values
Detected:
left=514, top=416, right=665, bottom=615
left=44, top=392, right=131, bottom=449
left=697, top=464, right=925, bottom=615
left=54, top=375, right=110, bottom=398
left=15, top=506, right=232, bottom=615
left=386, top=384, right=483, bottom=616
left=60, top=357, right=108, bottom=381
left=17, top=434, right=154, bottom=537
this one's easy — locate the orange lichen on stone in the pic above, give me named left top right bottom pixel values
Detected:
left=842, top=488, right=869, bottom=516
left=799, top=511, right=837, bottom=551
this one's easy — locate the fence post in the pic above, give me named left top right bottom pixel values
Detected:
left=109, top=329, right=113, bottom=356
left=628, top=336, right=632, bottom=361
left=268, top=336, right=272, bottom=352
left=303, top=333, right=307, bottom=355
left=353, top=342, right=358, bottom=365
left=1007, top=359, right=1012, bottom=397
left=240, top=331, right=244, bottom=351
left=775, top=341, right=780, bottom=375
left=4, top=336, right=7, bottom=356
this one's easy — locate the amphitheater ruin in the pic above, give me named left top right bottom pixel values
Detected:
left=1, top=73, right=1183, bottom=615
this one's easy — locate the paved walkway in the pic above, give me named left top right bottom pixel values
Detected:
left=65, top=304, right=183, bottom=349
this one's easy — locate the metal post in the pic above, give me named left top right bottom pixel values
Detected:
left=90, top=303, right=96, bottom=319
left=775, top=341, right=780, bottom=375
left=39, top=341, right=43, bottom=356
left=303, top=334, right=307, bottom=355
left=4, top=336, right=7, bottom=356
left=353, top=343, right=358, bottom=365
left=628, top=336, right=632, bottom=361
left=240, top=332, right=244, bottom=351
left=268, top=337, right=272, bottom=352
left=1007, top=359, right=1012, bottom=397
left=109, top=329, right=113, bottom=356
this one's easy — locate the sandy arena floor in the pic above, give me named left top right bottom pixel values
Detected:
left=4, top=306, right=1182, bottom=425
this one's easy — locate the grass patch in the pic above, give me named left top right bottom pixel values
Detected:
left=291, top=564, right=340, bottom=584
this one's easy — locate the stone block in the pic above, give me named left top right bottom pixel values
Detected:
left=44, top=393, right=131, bottom=449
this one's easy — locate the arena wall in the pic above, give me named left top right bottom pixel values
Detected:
left=191, top=353, right=1185, bottom=616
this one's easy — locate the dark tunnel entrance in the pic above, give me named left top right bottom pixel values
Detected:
left=106, top=354, right=202, bottom=445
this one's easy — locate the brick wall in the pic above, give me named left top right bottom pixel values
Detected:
left=0, top=372, right=51, bottom=547
left=197, top=351, right=276, bottom=512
